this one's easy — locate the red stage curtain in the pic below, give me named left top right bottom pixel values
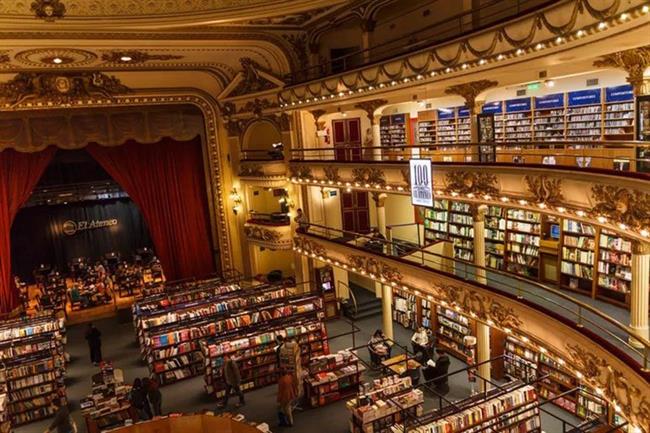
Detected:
left=0, top=147, right=55, bottom=313
left=88, top=137, right=216, bottom=281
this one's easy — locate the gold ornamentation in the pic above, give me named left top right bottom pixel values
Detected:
left=0, top=53, right=9, bottom=64
left=238, top=97, right=277, bottom=116
left=445, top=80, right=498, bottom=113
left=283, top=33, right=309, bottom=68
left=347, top=255, right=403, bottom=282
left=440, top=285, right=522, bottom=329
left=354, top=99, right=388, bottom=123
left=310, top=109, right=327, bottom=129
left=594, top=46, right=650, bottom=95
left=323, top=166, right=340, bottom=183
left=101, top=50, right=183, bottom=64
left=230, top=57, right=280, bottom=97
left=352, top=168, right=385, bottom=186
left=238, top=164, right=264, bottom=177
left=566, top=343, right=650, bottom=430
left=591, top=185, right=650, bottom=229
left=31, top=0, right=65, bottom=21
left=277, top=113, right=291, bottom=132
left=244, top=225, right=282, bottom=242
left=445, top=171, right=498, bottom=196
left=400, top=167, right=410, bottom=187
left=15, top=48, right=97, bottom=68
left=524, top=175, right=564, bottom=205
left=0, top=72, right=129, bottom=107
left=290, top=166, right=312, bottom=179
left=225, top=120, right=244, bottom=137
left=294, top=237, right=326, bottom=257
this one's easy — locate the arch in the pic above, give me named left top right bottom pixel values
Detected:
left=242, top=119, right=283, bottom=152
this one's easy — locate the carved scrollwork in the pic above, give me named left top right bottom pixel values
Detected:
left=323, top=166, right=340, bottom=183
left=445, top=171, right=498, bottom=196
left=294, top=237, right=326, bottom=256
left=244, top=225, right=282, bottom=243
left=566, top=343, right=650, bottom=430
left=400, top=167, right=410, bottom=187
left=347, top=255, right=403, bottom=282
left=352, top=168, right=386, bottom=186
left=445, top=80, right=498, bottom=113
left=591, top=185, right=650, bottom=230
left=439, top=285, right=522, bottom=329
left=238, top=98, right=278, bottom=117
left=231, top=57, right=280, bottom=97
left=238, top=164, right=264, bottom=177
left=31, top=0, right=66, bottom=21
left=101, top=50, right=183, bottom=64
left=353, top=99, right=388, bottom=123
left=225, top=120, right=244, bottom=137
left=593, top=46, right=650, bottom=95
left=524, top=175, right=564, bottom=205
left=0, top=54, right=9, bottom=64
left=290, top=166, right=312, bottom=179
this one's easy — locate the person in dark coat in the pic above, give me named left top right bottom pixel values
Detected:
left=425, top=350, right=451, bottom=394
left=129, top=378, right=151, bottom=421
left=218, top=355, right=245, bottom=408
left=146, top=377, right=162, bottom=416
left=84, top=323, right=102, bottom=365
left=44, top=397, right=73, bottom=433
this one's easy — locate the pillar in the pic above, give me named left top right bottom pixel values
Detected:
left=294, top=184, right=311, bottom=290
left=374, top=192, right=388, bottom=236
left=360, top=19, right=376, bottom=64
left=382, top=284, right=394, bottom=340
left=473, top=205, right=488, bottom=285
left=630, top=241, right=650, bottom=347
left=476, top=322, right=491, bottom=392
left=372, top=116, right=382, bottom=161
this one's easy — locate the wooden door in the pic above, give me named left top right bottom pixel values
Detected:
left=333, top=118, right=362, bottom=161
left=341, top=190, right=370, bottom=234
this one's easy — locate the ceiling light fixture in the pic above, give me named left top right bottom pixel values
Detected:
left=545, top=79, right=556, bottom=88
left=120, top=55, right=132, bottom=62
left=598, top=21, right=607, bottom=30
left=52, top=57, right=63, bottom=64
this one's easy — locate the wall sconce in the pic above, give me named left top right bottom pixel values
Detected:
left=230, top=188, right=242, bottom=215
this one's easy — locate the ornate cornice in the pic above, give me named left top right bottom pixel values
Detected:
left=348, top=254, right=402, bottom=282
left=293, top=236, right=326, bottom=256
left=101, top=50, right=184, bottom=64
left=525, top=175, right=564, bottom=205
left=445, top=171, right=498, bottom=196
left=31, top=0, right=66, bottom=21
left=440, top=284, right=522, bottom=329
left=593, top=45, right=650, bottom=95
left=591, top=184, right=650, bottom=230
left=444, top=80, right=498, bottom=113
left=238, top=164, right=264, bottom=177
left=352, top=167, right=385, bottom=186
left=290, top=165, right=313, bottom=179
left=353, top=98, right=388, bottom=123
left=323, top=166, right=340, bottom=183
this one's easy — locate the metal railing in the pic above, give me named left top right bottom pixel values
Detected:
left=298, top=222, right=650, bottom=371
left=287, top=0, right=557, bottom=84
left=240, top=148, right=284, bottom=162
left=291, top=141, right=650, bottom=175
left=246, top=211, right=291, bottom=226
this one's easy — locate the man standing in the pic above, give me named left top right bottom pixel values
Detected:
left=84, top=323, right=102, bottom=365
left=218, top=355, right=245, bottom=409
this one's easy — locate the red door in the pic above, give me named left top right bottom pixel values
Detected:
left=333, top=118, right=362, bottom=161
left=341, top=190, right=370, bottom=234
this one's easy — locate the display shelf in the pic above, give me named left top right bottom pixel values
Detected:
left=485, top=206, right=506, bottom=270
left=436, top=306, right=473, bottom=360
left=448, top=202, right=474, bottom=262
left=596, top=230, right=632, bottom=305
left=505, top=209, right=541, bottom=279
left=392, top=289, right=417, bottom=330
left=560, top=219, right=596, bottom=295
left=423, top=200, right=449, bottom=242
left=436, top=109, right=458, bottom=145
left=420, top=299, right=432, bottom=329
left=417, top=120, right=436, bottom=146
left=604, top=85, right=634, bottom=140
left=380, top=114, right=408, bottom=147
left=457, top=107, right=471, bottom=144
left=533, top=93, right=565, bottom=142
left=566, top=89, right=602, bottom=141
left=304, top=349, right=364, bottom=408
left=81, top=362, right=135, bottom=433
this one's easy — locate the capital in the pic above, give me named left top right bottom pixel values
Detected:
left=354, top=99, right=388, bottom=123
left=594, top=46, right=650, bottom=96
left=445, top=80, right=498, bottom=114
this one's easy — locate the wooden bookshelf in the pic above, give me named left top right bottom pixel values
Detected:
left=392, top=288, right=417, bottom=330
left=560, top=219, right=596, bottom=296
left=448, top=202, right=474, bottom=262
left=423, top=200, right=449, bottom=243
left=304, top=349, right=364, bottom=408
left=485, top=206, right=506, bottom=270
left=597, top=230, right=632, bottom=306
left=505, top=209, right=541, bottom=279
left=435, top=306, right=475, bottom=361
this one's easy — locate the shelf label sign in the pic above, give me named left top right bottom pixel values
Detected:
left=505, top=97, right=532, bottom=113
left=605, top=85, right=633, bottom=103
left=534, top=93, right=564, bottom=110
left=568, top=88, right=601, bottom=106
left=437, top=108, right=455, bottom=119
left=409, top=159, right=433, bottom=207
left=482, top=101, right=503, bottom=114
left=458, top=107, right=470, bottom=117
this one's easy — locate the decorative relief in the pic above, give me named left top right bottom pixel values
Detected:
left=244, top=225, right=282, bottom=242
left=230, top=57, right=280, bottom=97
left=352, top=167, right=386, bottom=186
left=347, top=255, right=403, bottom=282
left=525, top=175, right=564, bottom=205
left=593, top=46, right=650, bottom=95
left=294, top=237, right=326, bottom=257
left=0, top=53, right=9, bottom=64
left=0, top=72, right=130, bottom=107
left=440, top=285, right=522, bottom=329
left=323, top=166, right=340, bottom=183
left=238, top=164, right=264, bottom=177
left=101, top=50, right=183, bottom=64
left=400, top=167, right=410, bottom=187
left=591, top=185, right=650, bottom=229
left=354, top=99, right=388, bottom=123
left=31, top=0, right=66, bottom=21
left=276, top=112, right=291, bottom=132
left=225, top=120, right=244, bottom=137
left=445, top=80, right=498, bottom=112
left=290, top=166, right=312, bottom=179
left=283, top=33, right=309, bottom=68
left=566, top=344, right=650, bottom=430
left=445, top=171, right=498, bottom=196
left=238, top=97, right=278, bottom=116
left=15, top=48, right=97, bottom=68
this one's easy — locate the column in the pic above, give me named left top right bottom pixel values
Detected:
left=360, top=19, right=376, bottom=64
left=374, top=192, right=388, bottom=236
left=473, top=205, right=488, bottom=285
left=630, top=241, right=650, bottom=347
left=293, top=184, right=311, bottom=289
left=476, top=322, right=491, bottom=392
left=382, top=284, right=394, bottom=340
left=372, top=115, right=382, bottom=161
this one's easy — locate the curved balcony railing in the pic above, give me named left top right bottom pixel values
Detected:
left=291, top=141, right=650, bottom=176
left=287, top=0, right=558, bottom=84
left=246, top=211, right=291, bottom=226
left=240, top=148, right=284, bottom=162
left=297, top=222, right=650, bottom=372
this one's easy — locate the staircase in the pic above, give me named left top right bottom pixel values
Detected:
left=342, top=283, right=383, bottom=321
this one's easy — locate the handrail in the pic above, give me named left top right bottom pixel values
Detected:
left=287, top=0, right=558, bottom=84
left=337, top=280, right=358, bottom=317
left=240, top=148, right=284, bottom=162
left=290, top=141, right=650, bottom=175
left=298, top=222, right=650, bottom=371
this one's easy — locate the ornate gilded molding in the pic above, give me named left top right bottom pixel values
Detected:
left=294, top=236, right=326, bottom=256
left=444, top=80, right=498, bottom=113
left=445, top=171, right=498, bottom=196
left=400, top=167, right=410, bottom=187
left=347, top=255, right=402, bottom=282
left=440, top=284, right=522, bottom=329
left=323, top=166, right=340, bottom=183
left=238, top=97, right=278, bottom=117
left=229, top=57, right=281, bottom=97
left=592, top=185, right=650, bottom=230
left=352, top=167, right=385, bottom=186
left=238, top=164, right=264, bottom=177
left=244, top=225, right=281, bottom=242
left=31, top=0, right=66, bottom=21
left=0, top=72, right=129, bottom=107
left=283, top=33, right=309, bottom=68
left=354, top=99, right=388, bottom=123
left=101, top=50, right=184, bottom=64
left=310, top=109, right=327, bottom=129
left=290, top=166, right=313, bottom=179
left=0, top=53, right=9, bottom=64
left=525, top=175, right=564, bottom=205
left=593, top=45, right=650, bottom=95
left=225, top=120, right=244, bottom=138
left=15, top=48, right=97, bottom=68
left=566, top=343, right=649, bottom=431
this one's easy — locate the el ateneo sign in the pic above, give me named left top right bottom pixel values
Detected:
left=62, top=219, right=118, bottom=236
left=409, top=159, right=433, bottom=207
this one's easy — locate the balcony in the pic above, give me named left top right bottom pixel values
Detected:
left=237, top=148, right=287, bottom=187
left=243, top=212, right=292, bottom=250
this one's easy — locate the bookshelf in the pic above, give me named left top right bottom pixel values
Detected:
left=81, top=362, right=135, bottom=433
left=505, top=209, right=541, bottom=279
left=201, top=312, right=328, bottom=398
left=604, top=85, right=635, bottom=140
left=485, top=206, right=506, bottom=271
left=423, top=200, right=449, bottom=243
left=420, top=299, right=432, bottom=329
left=503, top=98, right=533, bottom=142
left=346, top=375, right=423, bottom=433
left=0, top=315, right=67, bottom=427
left=533, top=93, right=565, bottom=142
left=597, top=230, right=632, bottom=305
left=566, top=89, right=602, bottom=141
left=436, top=306, right=474, bottom=361
left=448, top=202, right=474, bottom=262
left=457, top=107, right=471, bottom=144
left=392, top=289, right=417, bottom=330
left=417, top=110, right=436, bottom=147
left=304, top=349, right=365, bottom=408
left=0, top=394, right=9, bottom=433
left=436, top=108, right=458, bottom=144
left=380, top=114, right=409, bottom=147
left=392, top=384, right=541, bottom=433
left=560, top=219, right=596, bottom=296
